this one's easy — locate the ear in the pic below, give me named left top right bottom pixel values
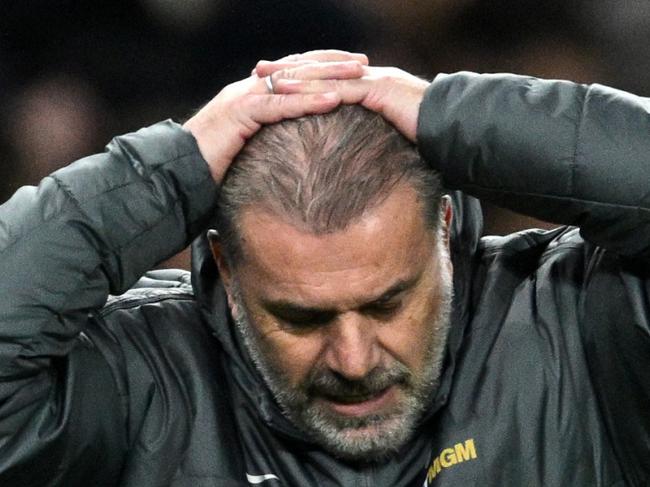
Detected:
left=440, top=195, right=453, bottom=250
left=207, top=230, right=240, bottom=318
left=438, top=196, right=454, bottom=276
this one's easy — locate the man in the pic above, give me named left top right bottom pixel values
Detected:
left=0, top=50, right=648, bottom=486
left=210, top=101, right=452, bottom=466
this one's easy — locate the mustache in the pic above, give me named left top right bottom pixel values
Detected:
left=305, top=363, right=411, bottom=401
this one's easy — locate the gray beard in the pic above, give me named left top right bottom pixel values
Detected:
left=230, top=245, right=453, bottom=463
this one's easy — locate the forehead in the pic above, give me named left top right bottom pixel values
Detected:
left=235, top=184, right=437, bottom=307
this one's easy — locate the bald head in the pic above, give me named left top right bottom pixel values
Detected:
left=214, top=104, right=444, bottom=264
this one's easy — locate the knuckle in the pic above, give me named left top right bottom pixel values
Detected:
left=280, top=68, right=297, bottom=80
left=379, top=70, right=399, bottom=83
left=271, top=93, right=288, bottom=106
left=385, top=67, right=405, bottom=78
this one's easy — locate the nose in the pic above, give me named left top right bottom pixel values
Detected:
left=324, top=313, right=380, bottom=380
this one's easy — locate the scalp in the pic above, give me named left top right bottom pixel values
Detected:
left=216, top=105, right=443, bottom=263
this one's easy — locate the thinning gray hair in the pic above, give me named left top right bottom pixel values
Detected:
left=214, top=104, right=444, bottom=265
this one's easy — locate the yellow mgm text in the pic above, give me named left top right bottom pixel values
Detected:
left=424, top=438, right=477, bottom=485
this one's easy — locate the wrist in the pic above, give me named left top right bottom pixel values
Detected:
left=183, top=118, right=227, bottom=183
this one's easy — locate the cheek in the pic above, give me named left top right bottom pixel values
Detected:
left=378, top=293, right=440, bottom=369
left=255, top=319, right=325, bottom=385
left=378, top=314, right=431, bottom=369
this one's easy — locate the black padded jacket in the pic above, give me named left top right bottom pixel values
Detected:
left=0, top=72, right=648, bottom=486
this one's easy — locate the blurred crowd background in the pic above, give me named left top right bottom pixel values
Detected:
left=1, top=0, right=647, bottom=267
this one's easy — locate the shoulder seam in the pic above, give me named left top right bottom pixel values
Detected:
left=100, top=290, right=194, bottom=317
left=569, top=83, right=589, bottom=197
left=480, top=227, right=584, bottom=258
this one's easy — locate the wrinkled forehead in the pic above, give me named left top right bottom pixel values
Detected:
left=233, top=184, right=439, bottom=306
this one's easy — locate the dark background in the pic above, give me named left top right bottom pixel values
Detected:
left=2, top=0, right=647, bottom=264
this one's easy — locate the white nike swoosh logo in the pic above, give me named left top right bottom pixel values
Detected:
left=246, top=473, right=280, bottom=484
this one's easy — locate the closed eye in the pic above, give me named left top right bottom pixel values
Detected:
left=360, top=300, right=402, bottom=319
left=263, top=274, right=418, bottom=329
left=273, top=309, right=336, bottom=330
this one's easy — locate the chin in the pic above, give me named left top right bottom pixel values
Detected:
left=301, top=405, right=421, bottom=464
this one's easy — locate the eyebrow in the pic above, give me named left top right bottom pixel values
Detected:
left=262, top=274, right=421, bottom=320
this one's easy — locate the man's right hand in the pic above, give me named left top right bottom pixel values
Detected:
left=183, top=50, right=368, bottom=183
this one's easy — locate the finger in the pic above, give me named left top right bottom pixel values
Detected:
left=272, top=78, right=370, bottom=105
left=256, top=59, right=365, bottom=78
left=252, top=60, right=316, bottom=76
left=266, top=61, right=365, bottom=83
left=278, top=49, right=369, bottom=64
left=243, top=92, right=342, bottom=125
left=255, top=50, right=369, bottom=75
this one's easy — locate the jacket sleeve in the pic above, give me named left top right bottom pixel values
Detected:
left=417, top=73, right=650, bottom=483
left=417, top=72, right=650, bottom=258
left=0, top=120, right=217, bottom=484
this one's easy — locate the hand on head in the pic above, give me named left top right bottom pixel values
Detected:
left=184, top=49, right=427, bottom=184
left=256, top=52, right=428, bottom=143
left=253, top=49, right=369, bottom=76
